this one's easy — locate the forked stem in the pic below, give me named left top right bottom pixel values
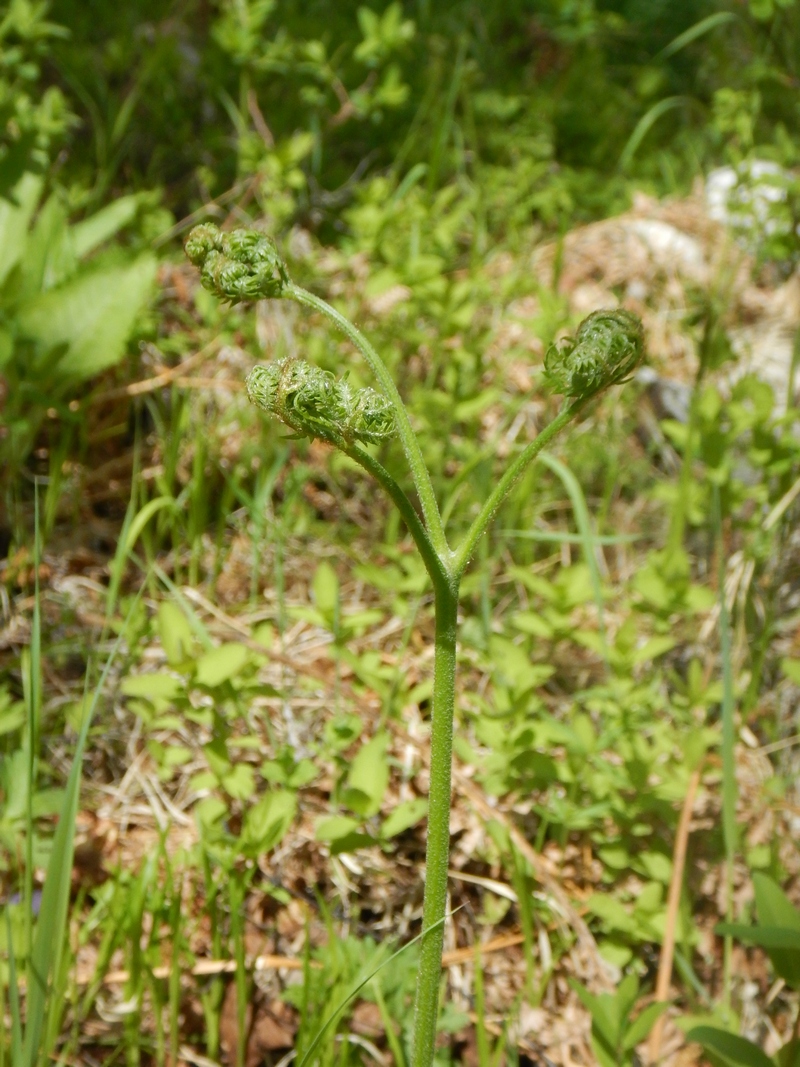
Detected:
left=288, top=283, right=451, bottom=561
left=185, top=225, right=644, bottom=1067
left=453, top=398, right=588, bottom=577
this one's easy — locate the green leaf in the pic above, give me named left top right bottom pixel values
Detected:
left=195, top=642, right=250, bottom=687
left=316, top=815, right=362, bottom=842
left=158, top=602, right=195, bottom=667
left=570, top=979, right=623, bottom=1051
left=716, top=924, right=800, bottom=952
left=0, top=172, right=41, bottom=287
left=780, top=658, right=800, bottom=685
left=241, top=791, right=297, bottom=855
left=380, top=797, right=427, bottom=839
left=623, top=1001, right=669, bottom=1050
left=220, top=763, right=256, bottom=801
left=585, top=893, right=637, bottom=936
left=16, top=253, right=157, bottom=379
left=657, top=12, right=737, bottom=59
left=19, top=193, right=75, bottom=296
left=120, top=672, right=183, bottom=701
left=312, top=561, right=339, bottom=618
left=343, top=731, right=389, bottom=817
left=71, top=194, right=143, bottom=258
left=22, top=590, right=135, bottom=1064
left=776, top=1039, right=800, bottom=1067
left=754, top=873, right=800, bottom=989
left=686, top=1026, right=775, bottom=1067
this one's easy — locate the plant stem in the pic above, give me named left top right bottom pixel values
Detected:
left=411, top=577, right=459, bottom=1067
left=453, top=398, right=588, bottom=577
left=288, top=283, right=451, bottom=560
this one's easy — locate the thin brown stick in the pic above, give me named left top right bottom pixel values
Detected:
left=86, top=338, right=222, bottom=404
left=59, top=931, right=528, bottom=990
left=648, top=763, right=703, bottom=1064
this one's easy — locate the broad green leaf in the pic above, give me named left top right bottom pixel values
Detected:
left=120, top=672, right=183, bottom=701
left=686, top=1026, right=775, bottom=1067
left=569, top=979, right=622, bottom=1052
left=195, top=642, right=250, bottom=687
left=19, top=193, right=75, bottom=296
left=716, top=924, right=800, bottom=952
left=158, top=602, right=195, bottom=667
left=380, top=797, right=427, bottom=839
left=780, top=658, right=800, bottom=685
left=220, top=763, right=256, bottom=800
left=623, top=1001, right=669, bottom=1050
left=343, top=731, right=389, bottom=817
left=585, top=893, right=637, bottom=936
left=16, top=253, right=157, bottom=379
left=194, top=796, right=228, bottom=833
left=241, top=790, right=297, bottom=855
left=312, top=561, right=339, bottom=617
left=637, top=851, right=672, bottom=885
left=0, top=172, right=41, bottom=287
left=510, top=611, right=554, bottom=639
left=71, top=194, right=143, bottom=258
left=0, top=692, right=25, bottom=735
left=316, top=815, right=361, bottom=842
left=776, top=1039, right=800, bottom=1067
left=754, top=873, right=800, bottom=989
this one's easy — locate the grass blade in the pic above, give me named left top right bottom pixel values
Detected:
left=297, top=912, right=454, bottom=1067
left=21, top=589, right=143, bottom=1066
left=657, top=12, right=737, bottom=60
left=6, top=910, right=23, bottom=1065
left=619, top=97, right=688, bottom=170
left=539, top=451, right=607, bottom=648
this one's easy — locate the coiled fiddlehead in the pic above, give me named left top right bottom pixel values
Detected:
left=544, top=309, right=644, bottom=399
left=246, top=358, right=395, bottom=445
left=185, top=222, right=289, bottom=301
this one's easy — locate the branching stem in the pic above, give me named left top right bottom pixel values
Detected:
left=288, top=283, right=451, bottom=562
left=188, top=226, right=644, bottom=1067
left=453, top=398, right=588, bottom=577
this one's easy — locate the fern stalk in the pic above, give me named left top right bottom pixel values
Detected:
left=186, top=224, right=645, bottom=1066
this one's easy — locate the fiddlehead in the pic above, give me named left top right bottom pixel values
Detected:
left=544, top=309, right=644, bottom=399
left=246, top=358, right=395, bottom=446
left=185, top=223, right=290, bottom=301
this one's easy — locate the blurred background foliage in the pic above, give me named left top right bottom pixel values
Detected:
left=5, top=0, right=798, bottom=228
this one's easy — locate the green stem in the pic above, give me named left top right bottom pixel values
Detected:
left=453, top=398, right=588, bottom=577
left=287, top=283, right=450, bottom=560
left=411, top=577, right=459, bottom=1067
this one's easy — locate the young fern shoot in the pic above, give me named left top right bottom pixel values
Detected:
left=186, top=223, right=644, bottom=1067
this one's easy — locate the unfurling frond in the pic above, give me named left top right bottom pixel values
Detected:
left=185, top=223, right=289, bottom=301
left=544, top=309, right=644, bottom=399
left=246, top=358, right=395, bottom=445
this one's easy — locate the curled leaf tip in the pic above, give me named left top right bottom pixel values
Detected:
left=184, top=222, right=289, bottom=302
left=246, top=358, right=395, bottom=446
left=544, top=309, right=644, bottom=399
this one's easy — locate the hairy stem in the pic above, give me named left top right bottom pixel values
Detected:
left=287, top=283, right=451, bottom=560
left=411, top=578, right=459, bottom=1067
left=453, top=398, right=589, bottom=577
